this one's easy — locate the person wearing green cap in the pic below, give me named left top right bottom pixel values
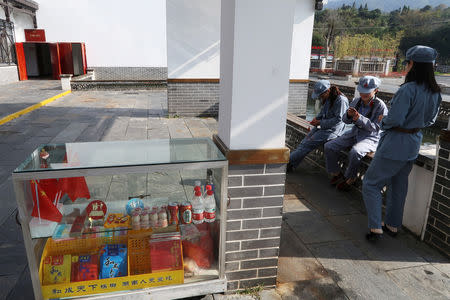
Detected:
left=362, top=45, right=442, bottom=242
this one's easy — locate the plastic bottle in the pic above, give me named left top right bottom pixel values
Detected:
left=205, top=169, right=215, bottom=193
left=204, top=190, right=216, bottom=223
left=140, top=207, right=150, bottom=229
left=194, top=180, right=203, bottom=195
left=158, top=206, right=168, bottom=228
left=204, top=184, right=212, bottom=198
left=191, top=190, right=204, bottom=224
left=131, top=211, right=141, bottom=230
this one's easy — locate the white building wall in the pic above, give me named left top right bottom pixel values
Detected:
left=167, top=0, right=314, bottom=79
left=0, top=6, right=6, bottom=20
left=11, top=11, right=34, bottom=42
left=290, top=0, right=315, bottom=79
left=36, top=0, right=167, bottom=67
left=167, top=0, right=220, bottom=78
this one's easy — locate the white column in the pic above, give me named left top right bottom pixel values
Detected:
left=352, top=59, right=360, bottom=77
left=290, top=0, right=315, bottom=80
left=384, top=59, right=391, bottom=76
left=218, top=0, right=297, bottom=150
left=320, top=57, right=327, bottom=71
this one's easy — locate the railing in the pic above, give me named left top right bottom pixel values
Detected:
left=360, top=61, right=385, bottom=73
left=310, top=59, right=320, bottom=69
left=335, top=60, right=353, bottom=72
left=0, top=19, right=16, bottom=65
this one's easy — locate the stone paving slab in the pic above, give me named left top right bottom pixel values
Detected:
left=284, top=209, right=346, bottom=244
left=387, top=264, right=450, bottom=299
left=308, top=240, right=411, bottom=300
left=286, top=164, right=362, bottom=216
left=0, top=80, right=62, bottom=119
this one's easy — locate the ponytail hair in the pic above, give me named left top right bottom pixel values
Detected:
left=328, top=86, right=342, bottom=108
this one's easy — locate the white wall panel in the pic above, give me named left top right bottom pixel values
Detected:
left=37, top=0, right=167, bottom=67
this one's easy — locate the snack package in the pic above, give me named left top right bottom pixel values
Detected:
left=99, top=244, right=127, bottom=279
left=104, top=213, right=130, bottom=229
left=71, top=255, right=99, bottom=282
left=182, top=223, right=213, bottom=269
left=52, top=224, right=73, bottom=240
left=43, top=255, right=71, bottom=285
left=149, top=232, right=182, bottom=272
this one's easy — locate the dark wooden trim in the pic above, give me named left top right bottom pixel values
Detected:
left=441, top=129, right=450, bottom=142
left=168, top=78, right=220, bottom=83
left=289, top=79, right=310, bottom=83
left=213, top=134, right=289, bottom=165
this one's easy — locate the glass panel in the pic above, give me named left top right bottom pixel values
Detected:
left=14, top=138, right=226, bottom=173
left=20, top=166, right=222, bottom=296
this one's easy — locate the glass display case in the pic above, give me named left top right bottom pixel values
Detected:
left=12, top=138, right=228, bottom=300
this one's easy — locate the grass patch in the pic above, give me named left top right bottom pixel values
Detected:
left=236, top=285, right=264, bottom=299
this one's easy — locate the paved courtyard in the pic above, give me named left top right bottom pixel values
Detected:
left=0, top=80, right=448, bottom=299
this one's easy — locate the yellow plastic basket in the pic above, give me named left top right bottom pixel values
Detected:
left=39, top=231, right=184, bottom=299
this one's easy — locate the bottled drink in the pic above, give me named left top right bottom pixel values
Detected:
left=206, top=169, right=215, bottom=193
left=204, top=184, right=212, bottom=198
left=194, top=180, right=203, bottom=195
left=204, top=190, right=216, bottom=223
left=191, top=190, right=204, bottom=224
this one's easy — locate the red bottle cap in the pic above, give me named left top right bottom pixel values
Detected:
left=207, top=190, right=213, bottom=196
left=195, top=190, right=202, bottom=196
left=205, top=185, right=212, bottom=191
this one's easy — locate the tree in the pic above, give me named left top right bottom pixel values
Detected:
left=399, top=25, right=450, bottom=64
left=420, top=5, right=432, bottom=12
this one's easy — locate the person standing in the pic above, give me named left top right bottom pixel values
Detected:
left=362, top=45, right=442, bottom=241
left=288, top=80, right=349, bottom=171
left=324, top=76, right=388, bottom=191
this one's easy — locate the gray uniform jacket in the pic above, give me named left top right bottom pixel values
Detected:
left=342, top=96, right=389, bottom=143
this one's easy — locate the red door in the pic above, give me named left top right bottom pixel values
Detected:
left=49, top=43, right=61, bottom=80
left=81, top=42, right=87, bottom=74
left=58, top=42, right=74, bottom=75
left=15, top=43, right=28, bottom=80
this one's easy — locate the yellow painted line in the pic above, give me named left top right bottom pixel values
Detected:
left=0, top=90, right=71, bottom=126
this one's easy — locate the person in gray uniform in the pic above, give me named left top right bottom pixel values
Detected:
left=288, top=80, right=349, bottom=171
left=324, top=76, right=388, bottom=191
left=362, top=45, right=442, bottom=242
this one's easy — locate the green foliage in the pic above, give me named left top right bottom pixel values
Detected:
left=313, top=4, right=450, bottom=63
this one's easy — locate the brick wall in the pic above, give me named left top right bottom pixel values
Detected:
left=92, top=67, right=167, bottom=80
left=168, top=81, right=309, bottom=118
left=168, top=82, right=219, bottom=117
left=424, top=130, right=450, bottom=256
left=225, top=163, right=285, bottom=291
left=0, top=65, right=19, bottom=85
left=288, top=82, right=308, bottom=117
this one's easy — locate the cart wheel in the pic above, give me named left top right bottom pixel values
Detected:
left=15, top=210, right=22, bottom=226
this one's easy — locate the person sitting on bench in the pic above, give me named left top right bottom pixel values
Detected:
left=288, top=80, right=349, bottom=172
left=324, top=76, right=388, bottom=191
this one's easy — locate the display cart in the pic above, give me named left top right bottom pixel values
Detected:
left=12, top=138, right=228, bottom=299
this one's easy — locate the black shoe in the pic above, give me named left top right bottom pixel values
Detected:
left=382, top=225, right=398, bottom=237
left=286, top=163, right=294, bottom=173
left=365, top=231, right=383, bottom=242
left=330, top=172, right=344, bottom=185
left=336, top=180, right=353, bottom=191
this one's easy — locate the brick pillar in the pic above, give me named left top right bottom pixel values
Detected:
left=214, top=136, right=288, bottom=290
left=424, top=129, right=450, bottom=256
